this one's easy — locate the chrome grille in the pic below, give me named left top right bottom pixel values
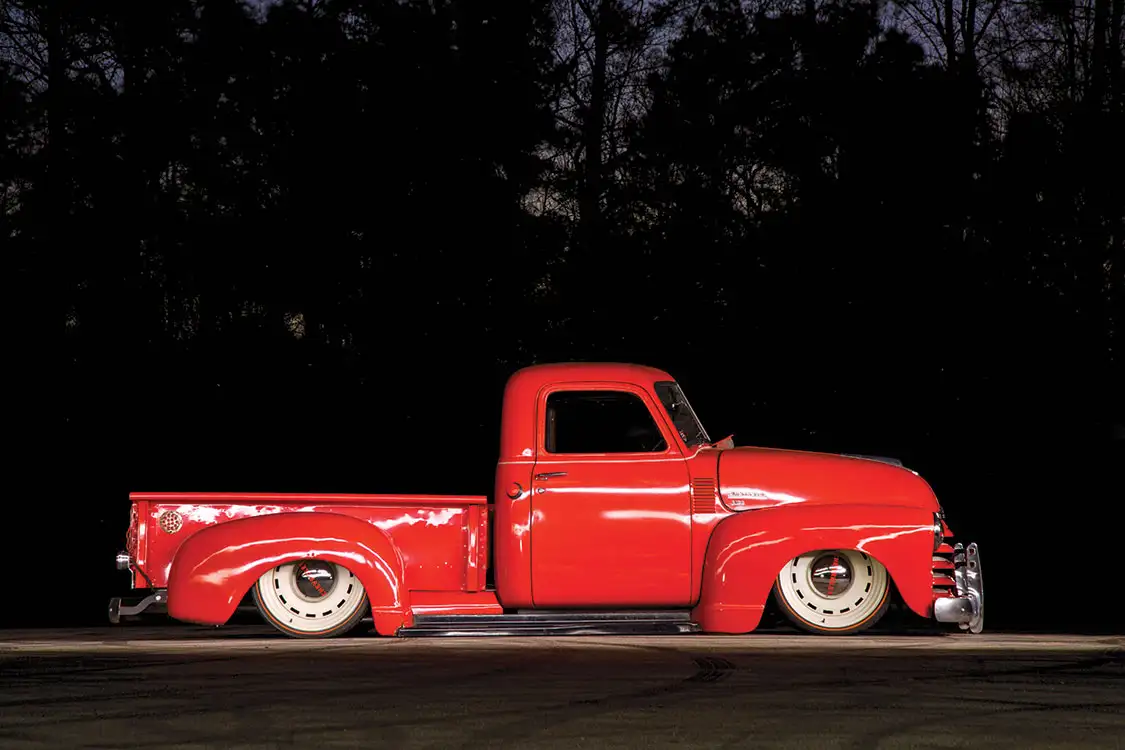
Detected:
left=932, top=521, right=957, bottom=598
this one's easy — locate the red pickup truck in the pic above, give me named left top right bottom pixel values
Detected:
left=109, top=362, right=984, bottom=638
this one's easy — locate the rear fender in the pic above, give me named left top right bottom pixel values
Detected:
left=692, top=504, right=935, bottom=633
left=166, top=511, right=410, bottom=635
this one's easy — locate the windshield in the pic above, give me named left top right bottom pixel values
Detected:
left=654, top=381, right=711, bottom=448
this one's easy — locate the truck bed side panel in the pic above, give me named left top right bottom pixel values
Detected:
left=134, top=493, right=485, bottom=593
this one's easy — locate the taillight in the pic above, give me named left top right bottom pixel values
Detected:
left=122, top=500, right=149, bottom=588
left=126, top=503, right=139, bottom=559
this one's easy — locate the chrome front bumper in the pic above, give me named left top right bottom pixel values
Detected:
left=933, top=542, right=984, bottom=633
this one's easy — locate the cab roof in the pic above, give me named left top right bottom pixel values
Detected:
left=507, top=362, right=675, bottom=390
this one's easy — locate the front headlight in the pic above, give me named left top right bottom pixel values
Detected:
left=932, top=511, right=944, bottom=551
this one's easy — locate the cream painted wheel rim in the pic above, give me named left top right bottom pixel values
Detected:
left=255, top=559, right=367, bottom=634
left=777, top=549, right=889, bottom=631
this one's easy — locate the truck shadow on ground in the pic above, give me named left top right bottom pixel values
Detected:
left=102, top=597, right=954, bottom=640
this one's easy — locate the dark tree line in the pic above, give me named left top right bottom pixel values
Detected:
left=1, top=0, right=1121, bottom=629
left=3, top=0, right=1121, bottom=486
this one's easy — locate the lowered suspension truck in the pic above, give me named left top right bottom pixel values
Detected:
left=109, top=362, right=984, bottom=638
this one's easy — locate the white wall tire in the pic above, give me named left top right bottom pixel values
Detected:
left=252, top=559, right=369, bottom=638
left=773, top=549, right=891, bottom=635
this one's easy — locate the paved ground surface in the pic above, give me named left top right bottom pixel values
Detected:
left=1, top=626, right=1121, bottom=749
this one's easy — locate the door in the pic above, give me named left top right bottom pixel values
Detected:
left=530, top=384, right=692, bottom=608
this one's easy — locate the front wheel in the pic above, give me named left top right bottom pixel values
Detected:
left=773, top=549, right=890, bottom=635
left=252, top=559, right=369, bottom=638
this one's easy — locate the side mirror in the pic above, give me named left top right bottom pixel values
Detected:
left=714, top=434, right=735, bottom=450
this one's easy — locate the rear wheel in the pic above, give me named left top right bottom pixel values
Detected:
left=773, top=549, right=890, bottom=635
left=252, top=559, right=369, bottom=638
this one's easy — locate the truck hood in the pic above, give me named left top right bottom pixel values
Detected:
left=716, top=446, right=940, bottom=513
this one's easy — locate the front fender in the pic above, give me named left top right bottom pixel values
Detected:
left=166, top=511, right=410, bottom=635
left=691, top=504, right=935, bottom=633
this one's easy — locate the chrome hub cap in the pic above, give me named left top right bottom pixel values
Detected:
left=808, top=553, right=853, bottom=598
left=293, top=560, right=337, bottom=601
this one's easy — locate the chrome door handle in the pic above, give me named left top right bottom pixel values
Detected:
left=534, top=471, right=567, bottom=480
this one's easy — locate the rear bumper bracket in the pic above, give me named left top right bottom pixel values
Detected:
left=108, top=589, right=168, bottom=624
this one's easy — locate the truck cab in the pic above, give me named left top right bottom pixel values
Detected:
left=110, top=362, right=984, bottom=638
left=492, top=363, right=716, bottom=611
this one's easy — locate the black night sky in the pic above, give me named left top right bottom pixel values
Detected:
left=6, top=0, right=1122, bottom=633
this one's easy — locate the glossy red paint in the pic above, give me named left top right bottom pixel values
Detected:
left=140, top=493, right=489, bottom=633
left=692, top=503, right=938, bottom=633
left=495, top=363, right=679, bottom=460
left=117, top=361, right=971, bottom=636
left=492, top=363, right=708, bottom=609
left=137, top=493, right=486, bottom=590
left=528, top=381, right=693, bottom=607
left=167, top=511, right=412, bottom=634
left=685, top=450, right=724, bottom=602
left=410, top=590, right=503, bottom=616
left=715, top=448, right=941, bottom=514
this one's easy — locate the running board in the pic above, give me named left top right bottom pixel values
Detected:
left=397, top=610, right=700, bottom=638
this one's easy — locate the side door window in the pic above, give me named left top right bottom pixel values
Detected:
left=544, top=390, right=668, bottom=454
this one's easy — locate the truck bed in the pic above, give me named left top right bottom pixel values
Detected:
left=130, top=492, right=488, bottom=506
left=126, top=492, right=491, bottom=595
